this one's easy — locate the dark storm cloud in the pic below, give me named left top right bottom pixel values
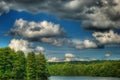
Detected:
left=1, top=0, right=120, bottom=31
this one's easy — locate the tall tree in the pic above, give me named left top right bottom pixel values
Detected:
left=13, top=51, right=26, bottom=79
left=0, top=47, right=16, bottom=79
left=36, top=53, right=50, bottom=80
left=26, top=52, right=36, bottom=80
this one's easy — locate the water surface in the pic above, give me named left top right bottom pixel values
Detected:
left=49, top=76, right=120, bottom=80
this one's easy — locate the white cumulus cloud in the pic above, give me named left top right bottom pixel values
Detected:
left=10, top=19, right=65, bottom=38
left=65, top=53, right=75, bottom=58
left=9, top=39, right=45, bottom=54
left=105, top=53, right=111, bottom=57
left=93, top=30, right=120, bottom=44
left=47, top=57, right=59, bottom=62
left=68, top=39, right=98, bottom=49
left=9, top=19, right=66, bottom=46
left=35, top=46, right=45, bottom=53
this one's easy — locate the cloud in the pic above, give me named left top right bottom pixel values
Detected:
left=64, top=56, right=97, bottom=62
left=41, top=38, right=64, bottom=46
left=47, top=53, right=97, bottom=62
left=9, top=19, right=66, bottom=46
left=64, top=53, right=75, bottom=62
left=9, top=39, right=33, bottom=53
left=10, top=19, right=65, bottom=38
left=82, top=11, right=115, bottom=31
left=2, top=0, right=91, bottom=19
left=64, top=53, right=97, bottom=62
left=93, top=30, right=120, bottom=44
left=76, top=40, right=98, bottom=49
left=64, top=0, right=120, bottom=30
left=9, top=39, right=45, bottom=53
left=7, top=1, right=120, bottom=48
left=0, top=1, right=9, bottom=15
left=65, top=53, right=75, bottom=58
left=35, top=46, right=45, bottom=53
left=64, top=0, right=82, bottom=10
left=2, top=0, right=120, bottom=31
left=67, top=39, right=98, bottom=49
left=47, top=57, right=59, bottom=62
left=9, top=19, right=103, bottom=49
left=105, top=53, right=111, bottom=57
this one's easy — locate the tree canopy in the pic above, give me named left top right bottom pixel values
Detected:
left=0, top=47, right=49, bottom=80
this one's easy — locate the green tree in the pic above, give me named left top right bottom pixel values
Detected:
left=0, top=47, right=16, bottom=79
left=0, top=47, right=50, bottom=79
left=13, top=51, right=26, bottom=79
left=47, top=60, right=120, bottom=77
left=36, top=53, right=50, bottom=80
left=26, top=52, right=36, bottom=80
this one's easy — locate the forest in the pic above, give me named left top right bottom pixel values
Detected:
left=48, top=60, right=120, bottom=77
left=0, top=47, right=50, bottom=80
left=0, top=47, right=120, bottom=80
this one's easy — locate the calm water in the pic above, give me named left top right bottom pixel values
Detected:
left=49, top=76, right=120, bottom=80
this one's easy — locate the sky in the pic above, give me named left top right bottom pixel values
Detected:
left=0, top=0, right=120, bottom=62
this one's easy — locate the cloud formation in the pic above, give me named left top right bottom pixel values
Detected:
left=47, top=57, right=59, bottom=62
left=0, top=1, right=9, bottom=15
left=48, top=53, right=97, bottom=62
left=93, top=30, right=120, bottom=44
left=41, top=38, right=64, bottom=46
left=64, top=53, right=75, bottom=62
left=64, top=53, right=96, bottom=62
left=9, top=19, right=102, bottom=49
left=67, top=39, right=98, bottom=49
left=105, top=53, right=111, bottom=57
left=2, top=0, right=120, bottom=31
left=9, top=19, right=65, bottom=46
left=65, top=53, right=75, bottom=58
left=5, top=0, right=120, bottom=49
left=10, top=19, right=65, bottom=38
left=35, top=46, right=45, bottom=53
left=9, top=39, right=45, bottom=53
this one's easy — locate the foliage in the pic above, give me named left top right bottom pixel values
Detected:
left=0, top=47, right=49, bottom=80
left=26, top=52, right=36, bottom=80
left=0, top=47, right=119, bottom=79
left=14, top=51, right=26, bottom=79
left=36, top=53, right=50, bottom=80
left=48, top=60, right=120, bottom=77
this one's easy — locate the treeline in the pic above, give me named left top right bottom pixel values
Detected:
left=48, top=60, right=120, bottom=77
left=0, top=47, right=50, bottom=80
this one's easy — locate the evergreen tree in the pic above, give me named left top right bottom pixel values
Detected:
left=36, top=53, right=50, bottom=80
left=13, top=51, right=26, bottom=79
left=0, top=47, right=50, bottom=79
left=26, top=52, right=36, bottom=80
left=0, top=47, right=16, bottom=79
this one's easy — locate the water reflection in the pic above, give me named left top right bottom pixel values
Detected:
left=49, top=76, right=120, bottom=80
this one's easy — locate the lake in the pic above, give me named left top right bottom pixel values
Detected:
left=49, top=76, right=120, bottom=80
